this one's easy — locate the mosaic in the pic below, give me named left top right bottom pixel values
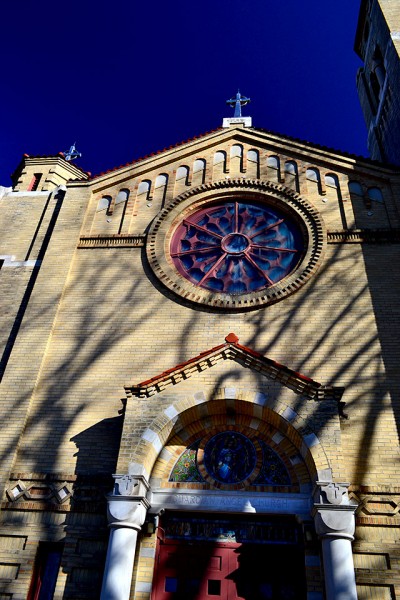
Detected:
left=170, top=201, right=303, bottom=294
left=169, top=440, right=204, bottom=483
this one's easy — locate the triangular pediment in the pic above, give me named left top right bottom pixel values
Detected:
left=91, top=124, right=392, bottom=186
left=125, top=333, right=342, bottom=402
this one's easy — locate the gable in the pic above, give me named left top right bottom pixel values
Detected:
left=82, top=123, right=395, bottom=243
left=125, top=333, right=342, bottom=403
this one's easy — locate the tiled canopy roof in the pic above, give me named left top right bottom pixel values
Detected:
left=125, top=333, right=344, bottom=404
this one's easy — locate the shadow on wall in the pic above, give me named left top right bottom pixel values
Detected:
left=1, top=156, right=399, bottom=596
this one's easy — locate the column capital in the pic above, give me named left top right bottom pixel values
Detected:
left=106, top=473, right=151, bottom=530
left=113, top=473, right=150, bottom=497
left=312, top=481, right=358, bottom=540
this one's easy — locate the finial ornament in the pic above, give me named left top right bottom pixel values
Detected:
left=226, top=90, right=251, bottom=118
left=63, top=142, right=82, bottom=161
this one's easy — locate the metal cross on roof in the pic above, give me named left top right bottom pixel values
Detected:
left=63, top=143, right=82, bottom=161
left=226, top=90, right=251, bottom=118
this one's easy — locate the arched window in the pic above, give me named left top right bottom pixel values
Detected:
left=247, top=149, right=259, bottom=163
left=367, top=187, right=383, bottom=203
left=324, top=174, right=340, bottom=205
left=372, top=45, right=386, bottom=88
left=114, top=189, right=130, bottom=233
left=284, top=161, right=299, bottom=192
left=155, top=174, right=168, bottom=189
left=213, top=151, right=226, bottom=166
left=96, top=195, right=111, bottom=212
left=212, top=151, right=226, bottom=180
left=193, top=159, right=206, bottom=173
left=92, top=194, right=113, bottom=233
left=176, top=166, right=189, bottom=184
left=175, top=166, right=190, bottom=195
left=154, top=174, right=168, bottom=206
left=267, top=155, right=280, bottom=182
left=267, top=156, right=279, bottom=169
left=115, top=189, right=129, bottom=205
left=306, top=168, right=321, bottom=196
left=370, top=71, right=380, bottom=108
left=325, top=173, right=339, bottom=188
left=169, top=433, right=291, bottom=486
left=230, top=145, right=243, bottom=158
left=247, top=149, right=259, bottom=178
left=348, top=181, right=363, bottom=197
left=138, top=180, right=151, bottom=199
left=306, top=168, right=319, bottom=182
left=284, top=161, right=297, bottom=175
left=230, top=145, right=243, bottom=174
left=192, top=159, right=206, bottom=185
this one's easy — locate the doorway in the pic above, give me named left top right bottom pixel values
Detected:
left=151, top=512, right=306, bottom=600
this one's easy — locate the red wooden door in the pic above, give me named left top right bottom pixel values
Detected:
left=153, top=543, right=231, bottom=599
left=152, top=540, right=305, bottom=600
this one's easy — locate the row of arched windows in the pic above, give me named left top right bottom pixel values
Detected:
left=96, top=189, right=130, bottom=213
left=95, top=165, right=385, bottom=223
left=96, top=179, right=385, bottom=213
left=348, top=182, right=384, bottom=203
left=94, top=188, right=131, bottom=234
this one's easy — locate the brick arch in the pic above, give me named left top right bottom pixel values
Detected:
left=153, top=414, right=306, bottom=491
left=131, top=390, right=330, bottom=482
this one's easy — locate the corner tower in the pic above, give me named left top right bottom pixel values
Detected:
left=355, top=0, right=400, bottom=164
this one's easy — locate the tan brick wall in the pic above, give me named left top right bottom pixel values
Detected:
left=1, top=128, right=400, bottom=597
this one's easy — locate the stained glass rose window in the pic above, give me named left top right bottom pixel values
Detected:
left=170, top=201, right=304, bottom=294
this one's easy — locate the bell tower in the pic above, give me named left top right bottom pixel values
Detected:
left=355, top=0, right=400, bottom=164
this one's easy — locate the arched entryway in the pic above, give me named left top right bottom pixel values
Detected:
left=101, top=389, right=357, bottom=600
left=145, top=398, right=321, bottom=600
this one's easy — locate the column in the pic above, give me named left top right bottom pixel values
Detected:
left=313, top=482, right=358, bottom=600
left=100, top=474, right=150, bottom=600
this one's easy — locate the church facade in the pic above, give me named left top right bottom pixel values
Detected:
left=1, top=107, right=400, bottom=599
left=3, top=5, right=400, bottom=593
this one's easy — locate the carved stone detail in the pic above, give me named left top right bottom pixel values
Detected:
left=106, top=473, right=151, bottom=530
left=317, top=482, right=349, bottom=505
left=106, top=498, right=149, bottom=530
left=313, top=481, right=358, bottom=540
left=113, top=473, right=150, bottom=498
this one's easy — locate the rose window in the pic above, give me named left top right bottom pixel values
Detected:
left=170, top=201, right=304, bottom=294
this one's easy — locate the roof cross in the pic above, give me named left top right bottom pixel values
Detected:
left=226, top=90, right=251, bottom=118
left=63, top=142, right=82, bottom=161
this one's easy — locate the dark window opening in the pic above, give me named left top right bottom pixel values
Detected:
left=370, top=71, right=381, bottom=109
left=27, top=542, right=63, bottom=600
left=28, top=173, right=42, bottom=192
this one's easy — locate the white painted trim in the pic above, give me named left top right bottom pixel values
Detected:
left=149, top=488, right=311, bottom=518
left=0, top=255, right=41, bottom=267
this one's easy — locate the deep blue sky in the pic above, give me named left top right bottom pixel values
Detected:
left=1, top=0, right=367, bottom=184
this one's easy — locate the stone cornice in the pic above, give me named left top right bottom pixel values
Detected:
left=328, top=228, right=400, bottom=243
left=74, top=229, right=400, bottom=249
left=77, top=234, right=146, bottom=248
